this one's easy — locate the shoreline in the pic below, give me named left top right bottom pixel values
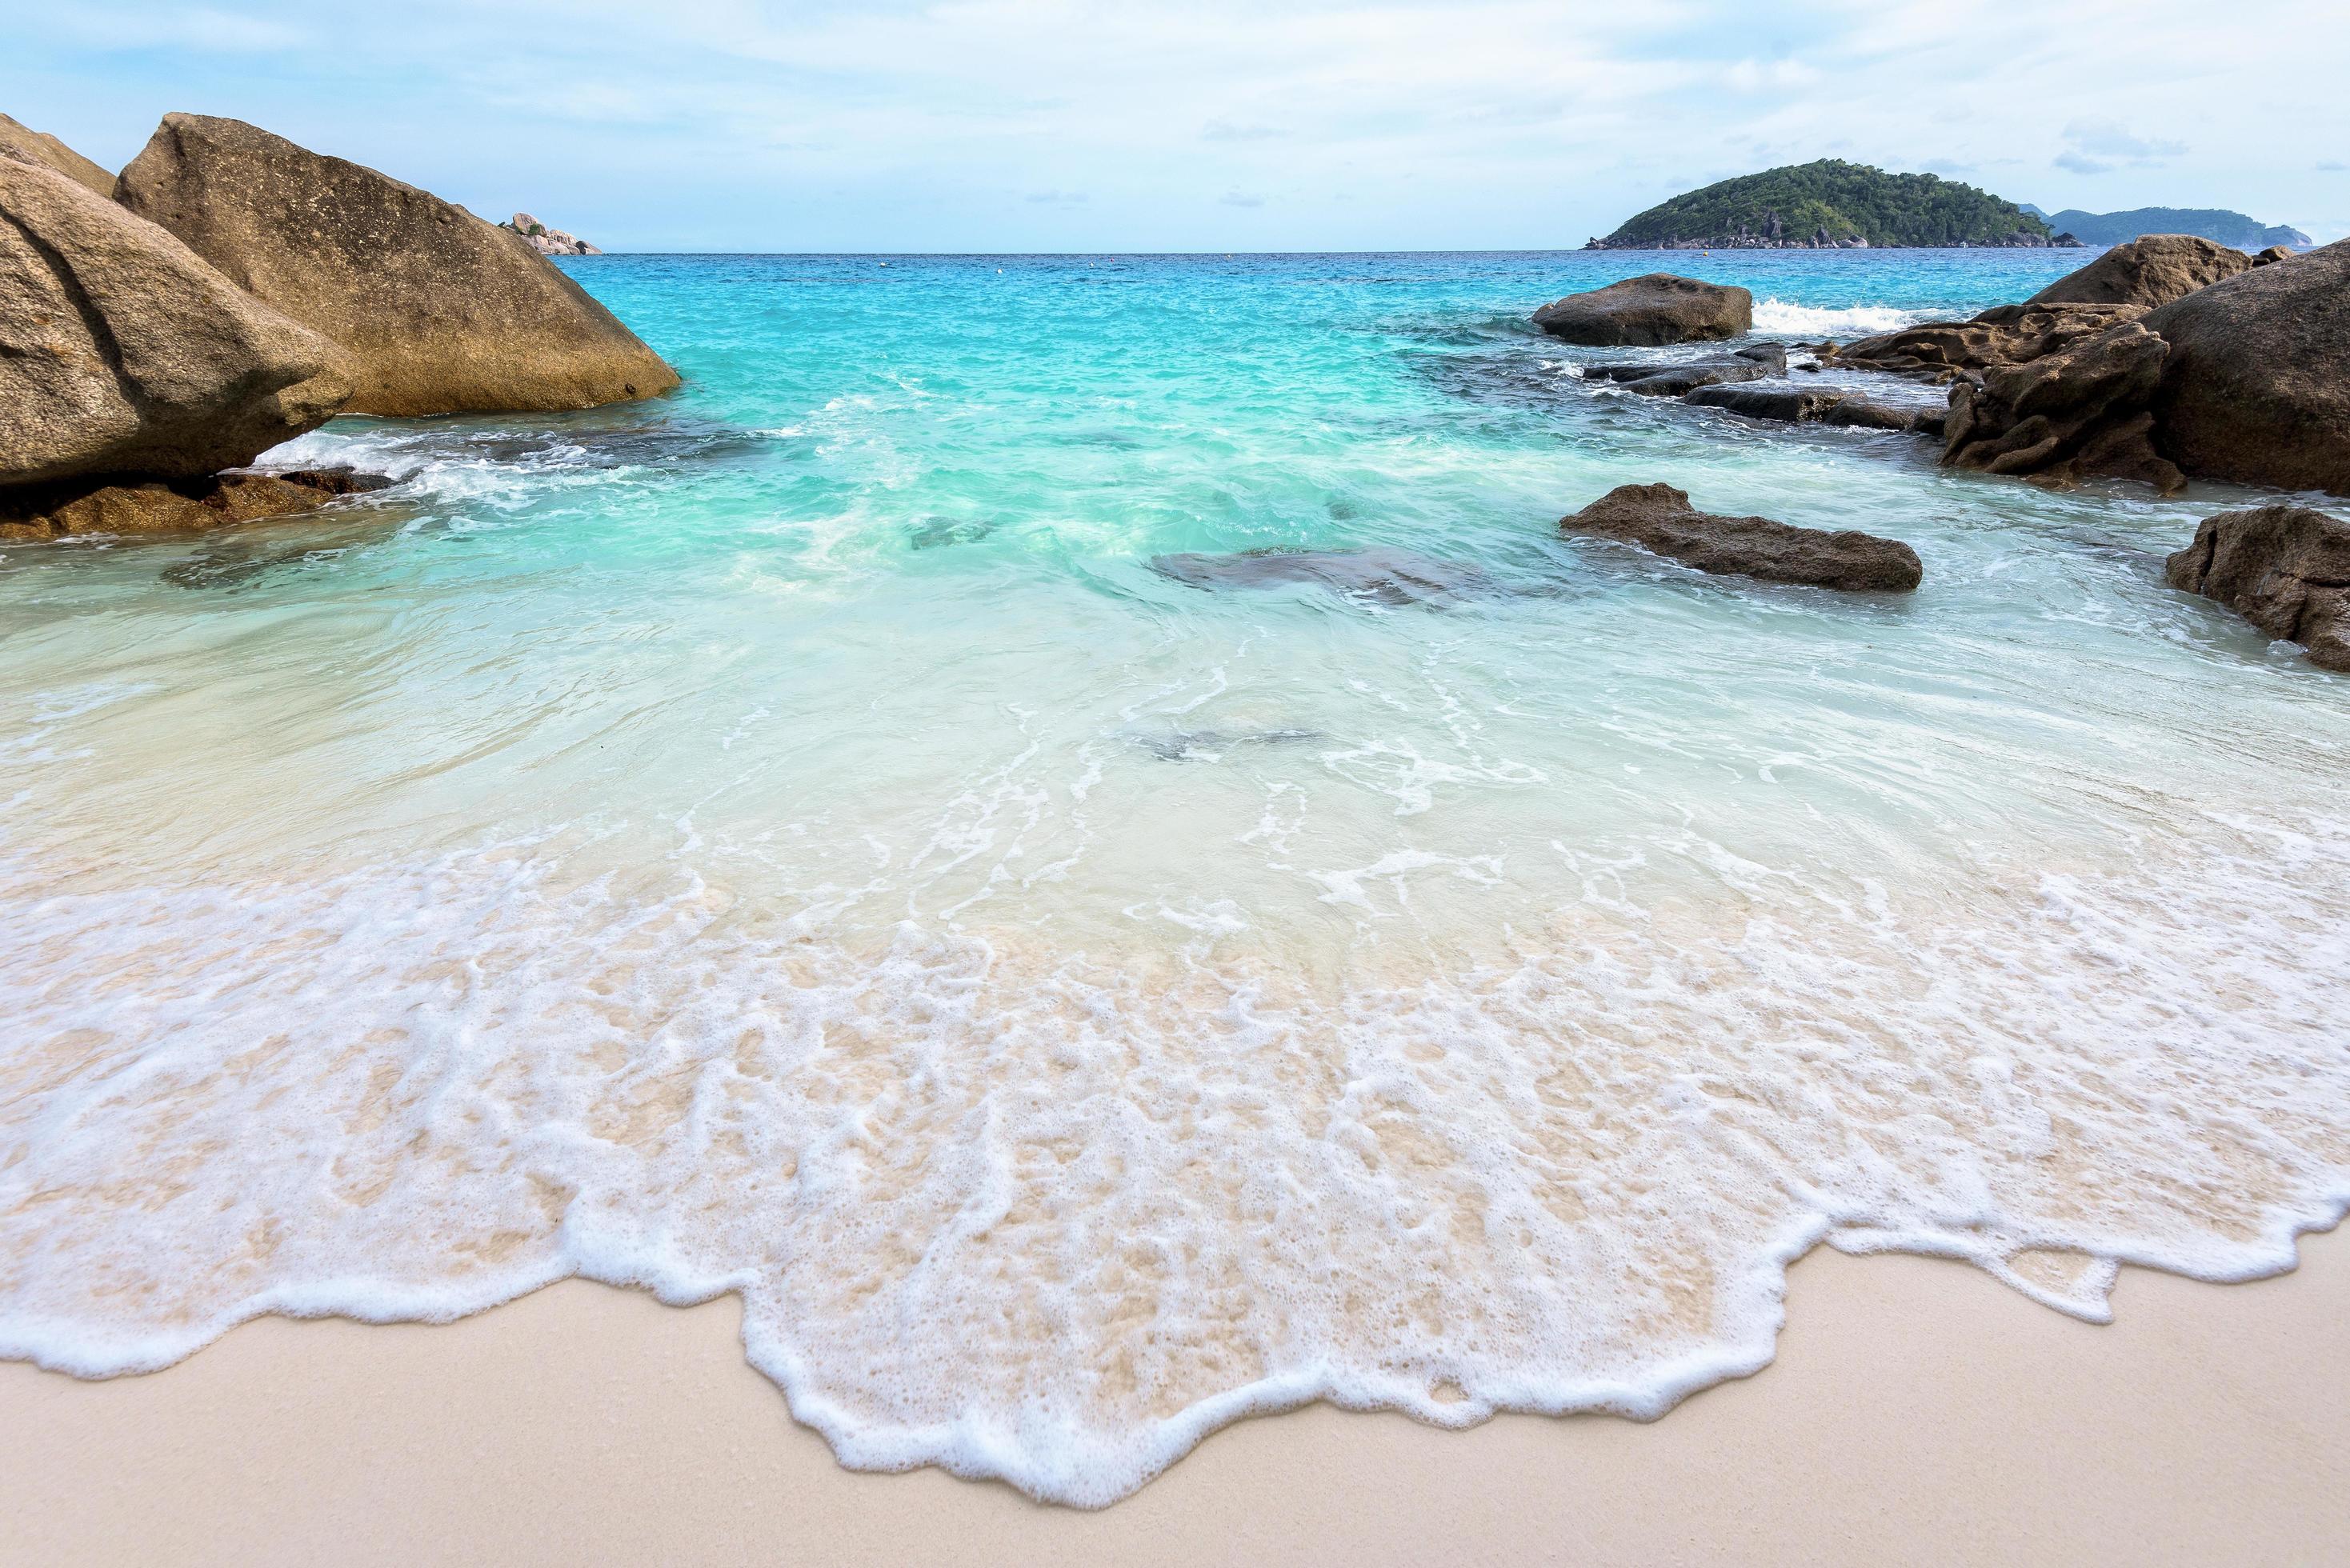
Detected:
left=5, top=1229, right=2346, bottom=1565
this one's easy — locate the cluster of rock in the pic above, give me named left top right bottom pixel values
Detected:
left=1824, top=233, right=2346, bottom=498
left=1, top=110, right=679, bottom=541
left=500, top=212, right=601, bottom=257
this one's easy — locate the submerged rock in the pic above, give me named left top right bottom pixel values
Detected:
left=1151, top=547, right=1492, bottom=606
left=1532, top=274, right=1753, bottom=346
left=2026, top=234, right=2252, bottom=310
left=1685, top=383, right=1941, bottom=434
left=0, top=154, right=351, bottom=489
left=1942, top=320, right=2181, bottom=492
left=0, top=111, right=115, bottom=198
left=115, top=114, right=679, bottom=417
left=2164, top=504, right=2350, bottom=670
left=0, top=467, right=394, bottom=542
left=1597, top=358, right=1771, bottom=397
left=1560, top=482, right=1921, bottom=592
left=2140, top=237, right=2350, bottom=496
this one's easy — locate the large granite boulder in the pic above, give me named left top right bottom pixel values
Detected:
left=1, top=467, right=391, bottom=542
left=1533, top=274, right=1752, bottom=346
left=1, top=154, right=351, bottom=489
left=0, top=112, right=115, bottom=198
left=2140, top=238, right=2350, bottom=496
left=1830, top=302, right=2145, bottom=379
left=2026, top=234, right=2252, bottom=310
left=115, top=114, right=679, bottom=417
left=1941, top=320, right=2181, bottom=491
left=1561, top=482, right=1921, bottom=592
left=2164, top=504, right=2350, bottom=670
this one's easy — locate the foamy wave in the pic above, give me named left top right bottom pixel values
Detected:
left=1751, top=298, right=1935, bottom=337
left=4, top=818, right=2348, bottom=1505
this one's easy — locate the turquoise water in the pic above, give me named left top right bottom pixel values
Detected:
left=5, top=252, right=2349, bottom=1505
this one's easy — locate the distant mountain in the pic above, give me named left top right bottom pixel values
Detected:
left=2031, top=206, right=2310, bottom=249
left=1588, top=160, right=2069, bottom=250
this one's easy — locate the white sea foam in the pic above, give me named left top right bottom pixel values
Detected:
left=3, top=814, right=2347, bottom=1506
left=1750, top=298, right=1934, bottom=337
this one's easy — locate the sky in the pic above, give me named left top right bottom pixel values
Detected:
left=8, top=0, right=2348, bottom=251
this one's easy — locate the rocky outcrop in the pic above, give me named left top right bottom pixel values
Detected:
left=0, top=112, right=115, bottom=198
left=2140, top=238, right=2350, bottom=496
left=115, top=114, right=679, bottom=417
left=1585, top=357, right=1770, bottom=397
left=2164, top=505, right=2350, bottom=670
left=1940, top=320, right=2180, bottom=491
left=1533, top=274, right=1753, bottom=346
left=1, top=153, right=351, bottom=489
left=1560, top=482, right=1922, bottom=592
left=1685, top=384, right=1942, bottom=434
left=0, top=467, right=391, bottom=542
left=2254, top=246, right=2296, bottom=266
left=2026, top=234, right=2252, bottom=310
left=1828, top=302, right=2146, bottom=380
left=500, top=212, right=600, bottom=257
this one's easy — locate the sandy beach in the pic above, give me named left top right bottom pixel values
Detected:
left=6, top=1230, right=2344, bottom=1566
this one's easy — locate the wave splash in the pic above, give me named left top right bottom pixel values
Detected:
left=1750, top=298, right=1935, bottom=337
left=4, top=815, right=2348, bottom=1506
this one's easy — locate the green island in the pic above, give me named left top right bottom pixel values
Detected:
left=1587, top=159, right=2071, bottom=250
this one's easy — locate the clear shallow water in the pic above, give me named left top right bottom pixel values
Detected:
left=4, top=250, right=2349, bottom=1505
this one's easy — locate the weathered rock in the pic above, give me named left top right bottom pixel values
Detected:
left=2140, top=238, right=2350, bottom=496
left=2027, top=234, right=2252, bottom=310
left=2254, top=245, right=2296, bottom=266
left=1684, top=383, right=1941, bottom=434
left=0, top=154, right=351, bottom=489
left=1941, top=320, right=2180, bottom=491
left=1560, top=482, right=1921, bottom=592
left=1831, top=302, right=2145, bottom=379
left=116, top=114, right=679, bottom=417
left=1732, top=342, right=1789, bottom=374
left=1151, top=547, right=1492, bottom=606
left=0, top=112, right=115, bottom=198
left=1532, top=274, right=1753, bottom=346
left=0, top=467, right=392, bottom=542
left=501, top=212, right=601, bottom=257
left=2164, top=504, right=2350, bottom=670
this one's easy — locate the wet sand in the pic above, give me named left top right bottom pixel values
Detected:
left=4, top=1230, right=2346, bottom=1566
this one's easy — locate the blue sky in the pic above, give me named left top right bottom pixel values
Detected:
left=9, top=1, right=2346, bottom=250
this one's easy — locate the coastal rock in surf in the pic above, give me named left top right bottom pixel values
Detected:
left=1733, top=342, right=1790, bottom=374
left=1560, top=482, right=1921, bottom=592
left=0, top=154, right=351, bottom=489
left=2027, top=234, right=2252, bottom=310
left=1532, top=274, right=1752, bottom=346
left=115, top=114, right=679, bottom=417
left=0, top=466, right=393, bottom=542
left=1151, top=546, right=1492, bottom=606
left=0, top=111, right=116, bottom=198
left=2164, top=504, right=2350, bottom=670
left=1588, top=358, right=1771, bottom=397
left=1940, top=320, right=2180, bottom=492
left=2139, top=237, right=2350, bottom=496
left=1829, top=302, right=2146, bottom=380
left=1684, top=383, right=1941, bottom=434
left=498, top=211, right=602, bottom=257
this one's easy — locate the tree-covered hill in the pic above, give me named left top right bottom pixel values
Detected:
left=1591, top=160, right=2068, bottom=250
left=2028, top=206, right=2310, bottom=250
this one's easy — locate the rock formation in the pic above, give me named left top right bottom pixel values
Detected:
left=2140, top=238, right=2350, bottom=496
left=0, top=152, right=351, bottom=488
left=1560, top=482, right=1922, bottom=592
left=2254, top=246, right=2296, bottom=266
left=116, top=114, right=679, bottom=416
left=2164, top=504, right=2350, bottom=670
left=1940, top=321, right=2181, bottom=492
left=1585, top=357, right=1771, bottom=397
left=2025, top=234, right=2252, bottom=310
left=1828, top=302, right=2147, bottom=379
left=1684, top=384, right=1940, bottom=434
left=0, top=112, right=115, bottom=198
left=1, top=467, right=392, bottom=542
left=1533, top=274, right=1753, bottom=346
left=501, top=213, right=601, bottom=257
